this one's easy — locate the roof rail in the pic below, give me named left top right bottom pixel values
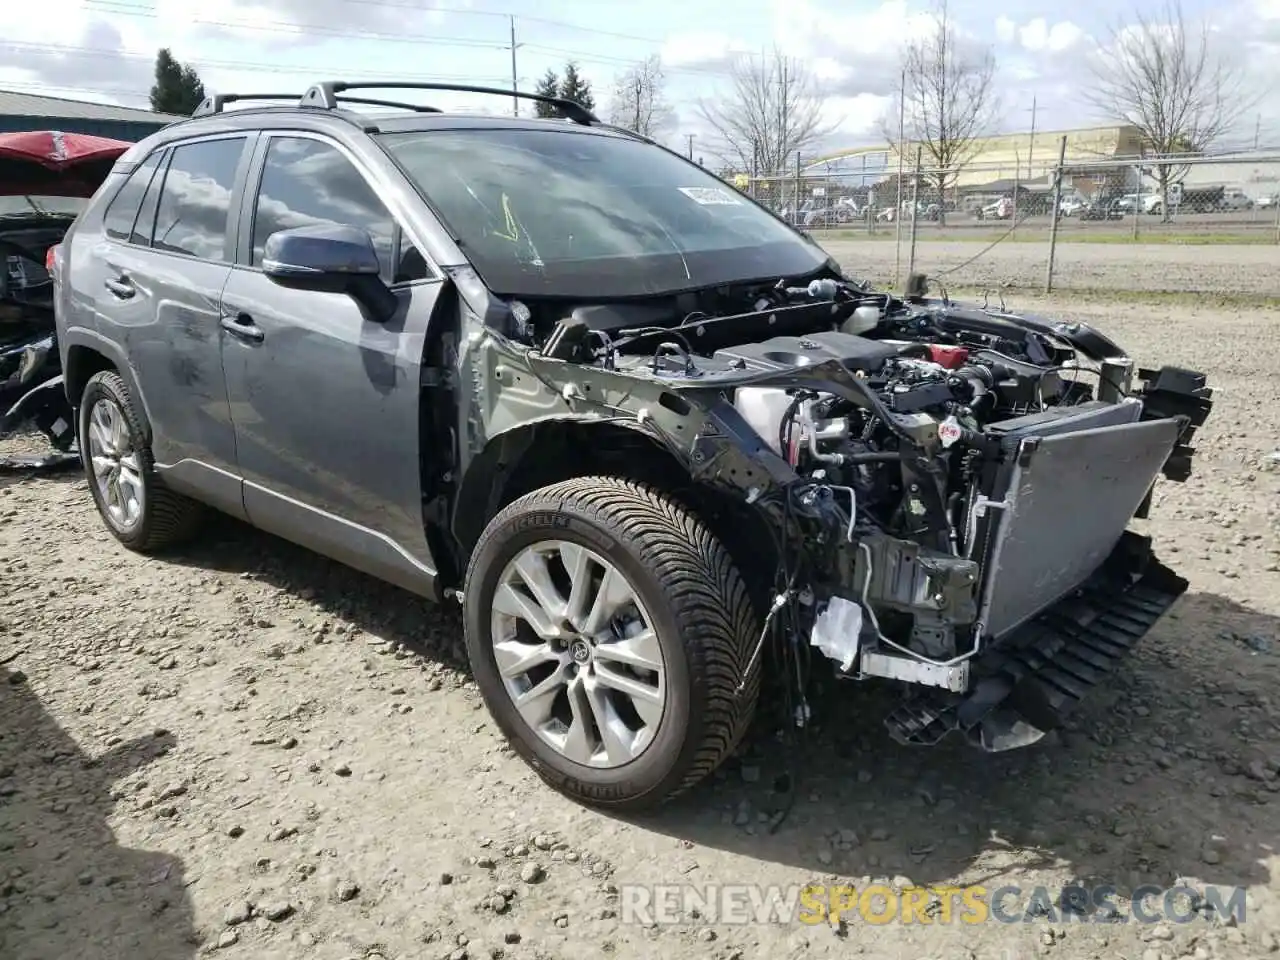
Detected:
left=299, top=81, right=600, bottom=126
left=329, top=96, right=442, bottom=114
left=192, top=93, right=300, bottom=117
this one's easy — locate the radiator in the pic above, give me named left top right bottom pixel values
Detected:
left=972, top=404, right=1182, bottom=641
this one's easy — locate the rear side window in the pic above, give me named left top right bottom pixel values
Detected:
left=103, top=152, right=162, bottom=241
left=152, top=137, right=246, bottom=261
left=130, top=149, right=169, bottom=247
left=250, top=136, right=401, bottom=279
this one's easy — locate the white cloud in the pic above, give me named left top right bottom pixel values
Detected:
left=993, top=14, right=1085, bottom=53
left=819, top=93, right=891, bottom=139
left=660, top=32, right=753, bottom=68
left=1018, top=18, right=1085, bottom=53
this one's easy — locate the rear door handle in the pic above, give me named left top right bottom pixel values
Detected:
left=104, top=275, right=135, bottom=299
left=220, top=313, right=265, bottom=344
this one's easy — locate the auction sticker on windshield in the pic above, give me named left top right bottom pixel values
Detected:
left=678, top=187, right=742, bottom=205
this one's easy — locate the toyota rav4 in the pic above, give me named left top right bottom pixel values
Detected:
left=50, top=82, right=1212, bottom=811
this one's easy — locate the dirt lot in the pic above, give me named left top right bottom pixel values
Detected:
left=820, top=238, right=1280, bottom=296
left=3, top=292, right=1280, bottom=960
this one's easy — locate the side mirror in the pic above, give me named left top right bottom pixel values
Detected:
left=262, top=224, right=396, bottom=322
left=262, top=224, right=381, bottom=278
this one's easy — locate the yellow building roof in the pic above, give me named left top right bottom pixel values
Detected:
left=809, top=125, right=1147, bottom=187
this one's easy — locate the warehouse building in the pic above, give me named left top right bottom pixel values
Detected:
left=0, top=89, right=185, bottom=141
left=806, top=125, right=1147, bottom=187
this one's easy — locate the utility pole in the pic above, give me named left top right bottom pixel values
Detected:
left=894, top=66, right=905, bottom=287
left=1026, top=95, right=1037, bottom=180
left=686, top=134, right=694, bottom=159
left=508, top=16, right=520, bottom=117
left=1256, top=113, right=1262, bottom=151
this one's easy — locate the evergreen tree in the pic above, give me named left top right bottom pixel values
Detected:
left=533, top=68, right=560, bottom=118
left=558, top=61, right=595, bottom=113
left=150, top=48, right=206, bottom=115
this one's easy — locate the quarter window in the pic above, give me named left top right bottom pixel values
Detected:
left=130, top=149, right=169, bottom=247
left=103, top=152, right=162, bottom=241
left=250, top=136, right=427, bottom=282
left=152, top=137, right=246, bottom=261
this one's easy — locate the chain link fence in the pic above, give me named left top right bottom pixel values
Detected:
left=733, top=146, right=1280, bottom=298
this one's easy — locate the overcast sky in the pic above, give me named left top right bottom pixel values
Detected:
left=4, top=0, right=1279, bottom=159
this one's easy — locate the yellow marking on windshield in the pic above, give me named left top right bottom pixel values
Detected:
left=492, top=193, right=521, bottom=242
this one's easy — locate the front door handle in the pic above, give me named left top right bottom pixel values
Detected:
left=104, top=275, right=135, bottom=299
left=220, top=313, right=265, bottom=344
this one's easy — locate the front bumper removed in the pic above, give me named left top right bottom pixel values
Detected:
left=884, top=530, right=1186, bottom=751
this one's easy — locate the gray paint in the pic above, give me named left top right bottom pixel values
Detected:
left=57, top=109, right=472, bottom=598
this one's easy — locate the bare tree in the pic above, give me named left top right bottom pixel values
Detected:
left=608, top=55, right=673, bottom=138
left=695, top=46, right=836, bottom=178
left=1082, top=0, right=1257, bottom=220
left=878, top=1, right=999, bottom=220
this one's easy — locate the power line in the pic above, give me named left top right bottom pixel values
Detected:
left=0, top=79, right=156, bottom=105
left=0, top=41, right=510, bottom=84
left=83, top=0, right=512, bottom=50
left=88, top=0, right=674, bottom=47
left=78, top=0, right=740, bottom=79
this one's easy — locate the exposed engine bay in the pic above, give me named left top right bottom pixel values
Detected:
left=510, top=270, right=1213, bottom=751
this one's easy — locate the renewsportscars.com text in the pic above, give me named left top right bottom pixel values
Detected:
left=619, top=883, right=1247, bottom=926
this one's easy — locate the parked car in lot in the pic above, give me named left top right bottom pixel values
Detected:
left=975, top=196, right=1012, bottom=220
left=1111, top=193, right=1164, bottom=216
left=1218, top=187, right=1254, bottom=211
left=1058, top=195, right=1088, bottom=217
left=50, top=81, right=1212, bottom=811
left=1080, top=196, right=1126, bottom=220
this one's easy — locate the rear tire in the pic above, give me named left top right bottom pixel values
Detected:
left=463, top=476, right=761, bottom=811
left=79, top=370, right=204, bottom=552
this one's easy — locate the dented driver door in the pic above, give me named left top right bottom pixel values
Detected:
left=218, top=131, right=443, bottom=598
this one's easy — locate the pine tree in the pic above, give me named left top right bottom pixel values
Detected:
left=150, top=48, right=206, bottom=115
left=533, top=68, right=560, bottom=119
left=558, top=61, right=595, bottom=113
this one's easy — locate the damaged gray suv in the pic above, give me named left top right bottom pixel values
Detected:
left=51, top=82, right=1212, bottom=811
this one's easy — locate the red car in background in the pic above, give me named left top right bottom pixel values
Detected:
left=0, top=130, right=131, bottom=468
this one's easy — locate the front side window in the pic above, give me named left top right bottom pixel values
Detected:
left=103, top=152, right=162, bottom=241
left=151, top=137, right=246, bottom=261
left=251, top=136, right=426, bottom=282
left=377, top=128, right=830, bottom=298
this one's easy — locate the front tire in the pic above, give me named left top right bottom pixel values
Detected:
left=463, top=476, right=761, bottom=811
left=79, top=370, right=204, bottom=552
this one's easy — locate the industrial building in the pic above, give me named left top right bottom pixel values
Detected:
left=0, top=89, right=184, bottom=141
left=805, top=124, right=1149, bottom=188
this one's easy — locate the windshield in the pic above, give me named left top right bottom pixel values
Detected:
left=377, top=128, right=830, bottom=298
left=0, top=196, right=86, bottom=217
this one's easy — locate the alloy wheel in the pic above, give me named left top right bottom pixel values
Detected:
left=87, top=397, right=144, bottom=531
left=489, top=540, right=667, bottom=768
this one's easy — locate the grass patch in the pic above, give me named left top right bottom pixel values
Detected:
left=816, top=228, right=1278, bottom=246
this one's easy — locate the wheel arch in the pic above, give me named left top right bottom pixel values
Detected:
left=449, top=418, right=779, bottom=607
left=62, top=334, right=154, bottom=443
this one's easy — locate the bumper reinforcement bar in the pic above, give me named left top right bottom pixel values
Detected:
left=883, top=531, right=1188, bottom=751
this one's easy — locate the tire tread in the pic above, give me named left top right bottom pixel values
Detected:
left=467, top=475, right=761, bottom=808
left=81, top=370, right=204, bottom=552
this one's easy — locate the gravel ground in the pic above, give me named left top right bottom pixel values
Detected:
left=820, top=238, right=1280, bottom=296
left=3, top=294, right=1280, bottom=960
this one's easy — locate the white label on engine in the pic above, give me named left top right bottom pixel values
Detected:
left=678, top=187, right=742, bottom=205
left=938, top=415, right=963, bottom=448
